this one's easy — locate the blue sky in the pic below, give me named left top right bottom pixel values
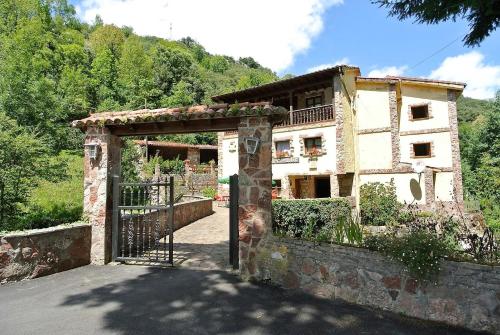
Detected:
left=72, top=0, right=500, bottom=99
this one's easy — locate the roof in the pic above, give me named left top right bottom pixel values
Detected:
left=356, top=75, right=466, bottom=89
left=134, top=140, right=217, bottom=150
left=212, top=65, right=360, bottom=102
left=71, top=102, right=287, bottom=129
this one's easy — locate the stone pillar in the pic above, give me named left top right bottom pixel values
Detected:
left=237, top=117, right=272, bottom=279
left=281, top=175, right=290, bottom=199
left=83, top=127, right=121, bottom=265
left=330, top=174, right=340, bottom=197
left=447, top=90, right=464, bottom=206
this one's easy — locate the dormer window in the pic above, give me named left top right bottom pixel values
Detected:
left=410, top=103, right=430, bottom=120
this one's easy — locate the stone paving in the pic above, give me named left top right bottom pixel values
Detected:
left=172, top=205, right=230, bottom=269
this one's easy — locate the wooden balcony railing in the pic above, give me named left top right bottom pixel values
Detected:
left=224, top=104, right=334, bottom=135
left=276, top=104, right=334, bottom=128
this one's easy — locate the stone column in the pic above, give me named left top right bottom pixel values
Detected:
left=187, top=148, right=200, bottom=165
left=447, top=90, right=464, bottom=207
left=280, top=175, right=290, bottom=199
left=330, top=174, right=340, bottom=197
left=83, top=127, right=121, bottom=265
left=237, top=116, right=272, bottom=279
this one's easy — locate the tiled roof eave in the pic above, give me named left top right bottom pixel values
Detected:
left=71, top=102, right=287, bottom=129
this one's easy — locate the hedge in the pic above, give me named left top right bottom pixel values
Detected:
left=272, top=198, right=351, bottom=239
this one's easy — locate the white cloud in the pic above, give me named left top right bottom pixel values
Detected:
left=78, top=0, right=343, bottom=72
left=307, top=57, right=350, bottom=73
left=367, top=65, right=408, bottom=78
left=429, top=51, right=500, bottom=99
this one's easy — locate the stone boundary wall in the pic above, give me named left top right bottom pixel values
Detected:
left=0, top=223, right=91, bottom=283
left=257, top=237, right=500, bottom=334
left=129, top=197, right=213, bottom=236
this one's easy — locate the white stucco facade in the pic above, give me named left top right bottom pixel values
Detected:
left=216, top=66, right=465, bottom=209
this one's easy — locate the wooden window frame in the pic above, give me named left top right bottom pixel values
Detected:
left=408, top=102, right=432, bottom=121
left=305, top=95, right=323, bottom=108
left=274, top=140, right=291, bottom=158
left=411, top=142, right=434, bottom=158
left=303, top=137, right=323, bottom=156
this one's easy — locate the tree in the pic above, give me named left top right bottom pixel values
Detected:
left=375, top=0, right=500, bottom=46
left=151, top=45, right=195, bottom=100
left=0, top=113, right=65, bottom=230
left=118, top=36, right=154, bottom=109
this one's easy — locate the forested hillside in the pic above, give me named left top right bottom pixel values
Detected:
left=457, top=96, right=499, bottom=231
left=0, top=0, right=497, bottom=232
left=0, top=0, right=277, bottom=231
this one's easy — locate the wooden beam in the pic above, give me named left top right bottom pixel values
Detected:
left=108, top=118, right=242, bottom=137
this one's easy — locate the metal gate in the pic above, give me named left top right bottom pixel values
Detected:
left=229, top=174, right=239, bottom=270
left=112, top=176, right=175, bottom=264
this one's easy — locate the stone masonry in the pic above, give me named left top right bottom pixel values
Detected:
left=256, top=237, right=500, bottom=334
left=0, top=223, right=91, bottom=283
left=237, top=116, right=273, bottom=279
left=84, top=127, right=121, bottom=265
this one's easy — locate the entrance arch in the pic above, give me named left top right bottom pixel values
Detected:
left=72, top=103, right=287, bottom=278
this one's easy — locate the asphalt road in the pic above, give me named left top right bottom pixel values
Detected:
left=0, top=265, right=488, bottom=335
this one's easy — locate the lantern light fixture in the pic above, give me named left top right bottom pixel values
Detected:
left=244, top=137, right=260, bottom=155
left=84, top=140, right=101, bottom=160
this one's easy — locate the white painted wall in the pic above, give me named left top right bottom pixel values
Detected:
left=400, top=132, right=453, bottom=168
left=355, top=84, right=390, bottom=130
left=359, top=173, right=426, bottom=205
left=400, top=85, right=450, bottom=132
left=220, top=125, right=337, bottom=180
left=434, top=171, right=454, bottom=201
left=358, top=132, right=392, bottom=170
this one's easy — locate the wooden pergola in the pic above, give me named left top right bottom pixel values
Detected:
left=73, top=102, right=287, bottom=278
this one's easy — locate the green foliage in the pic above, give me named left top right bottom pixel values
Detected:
left=375, top=0, right=500, bottom=46
left=201, top=187, right=217, bottom=199
left=458, top=93, right=500, bottom=233
left=360, top=181, right=402, bottom=226
left=272, top=199, right=351, bottom=240
left=121, top=139, right=141, bottom=182
left=0, top=113, right=65, bottom=231
left=20, top=152, right=83, bottom=230
left=141, top=155, right=185, bottom=180
left=218, top=177, right=230, bottom=184
left=364, top=231, right=453, bottom=282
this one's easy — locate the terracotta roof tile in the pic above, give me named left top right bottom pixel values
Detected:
left=71, top=102, right=286, bottom=128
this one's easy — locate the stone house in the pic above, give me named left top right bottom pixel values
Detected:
left=215, top=65, right=465, bottom=210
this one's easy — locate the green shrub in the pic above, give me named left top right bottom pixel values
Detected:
left=272, top=198, right=351, bottom=240
left=360, top=181, right=402, bottom=226
left=201, top=187, right=216, bottom=199
left=364, top=231, right=454, bottom=282
left=17, top=152, right=84, bottom=231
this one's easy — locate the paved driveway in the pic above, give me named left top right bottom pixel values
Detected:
left=0, top=209, right=488, bottom=335
left=0, top=264, right=485, bottom=335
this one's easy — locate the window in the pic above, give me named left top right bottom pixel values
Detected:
left=304, top=137, right=322, bottom=155
left=413, top=143, right=431, bottom=158
left=275, top=140, right=291, bottom=158
left=410, top=104, right=429, bottom=120
left=305, top=95, right=323, bottom=108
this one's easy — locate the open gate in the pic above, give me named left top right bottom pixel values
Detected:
left=112, top=176, right=175, bottom=264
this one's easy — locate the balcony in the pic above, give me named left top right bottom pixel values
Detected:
left=275, top=104, right=334, bottom=128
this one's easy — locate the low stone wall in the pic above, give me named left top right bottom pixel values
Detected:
left=256, top=237, right=500, bottom=333
left=122, top=197, right=213, bottom=244
left=0, top=223, right=91, bottom=283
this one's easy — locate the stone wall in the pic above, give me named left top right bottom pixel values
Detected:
left=0, top=223, right=91, bottom=283
left=256, top=237, right=500, bottom=334
left=125, top=197, right=214, bottom=239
